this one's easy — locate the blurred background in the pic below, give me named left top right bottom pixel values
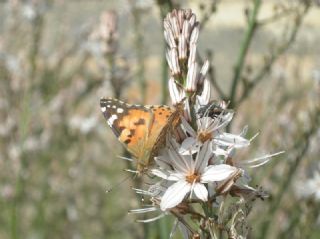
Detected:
left=0, top=0, right=319, bottom=238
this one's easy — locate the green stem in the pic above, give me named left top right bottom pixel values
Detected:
left=229, top=0, right=261, bottom=109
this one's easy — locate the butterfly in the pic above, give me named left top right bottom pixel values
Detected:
left=100, top=98, right=182, bottom=173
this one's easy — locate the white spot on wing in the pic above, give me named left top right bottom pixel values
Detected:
left=101, top=107, right=106, bottom=112
left=112, top=105, right=116, bottom=109
left=107, top=114, right=118, bottom=127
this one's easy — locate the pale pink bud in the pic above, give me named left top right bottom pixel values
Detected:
left=197, top=78, right=211, bottom=105
left=190, top=24, right=199, bottom=44
left=164, top=30, right=176, bottom=49
left=188, top=44, right=197, bottom=68
left=178, top=35, right=187, bottom=60
left=189, top=14, right=196, bottom=27
left=177, top=9, right=184, bottom=28
left=167, top=48, right=180, bottom=76
left=169, top=77, right=185, bottom=105
left=182, top=21, right=191, bottom=42
left=171, top=16, right=180, bottom=39
left=198, top=60, right=210, bottom=85
left=186, top=63, right=198, bottom=92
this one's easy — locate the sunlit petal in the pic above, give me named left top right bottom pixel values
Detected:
left=201, top=164, right=237, bottom=182
left=193, top=183, right=208, bottom=201
left=160, top=181, right=191, bottom=211
left=179, top=137, right=198, bottom=155
left=214, top=133, right=249, bottom=148
left=151, top=169, right=170, bottom=179
left=194, top=141, right=211, bottom=172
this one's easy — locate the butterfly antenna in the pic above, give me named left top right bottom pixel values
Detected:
left=106, top=173, right=134, bottom=193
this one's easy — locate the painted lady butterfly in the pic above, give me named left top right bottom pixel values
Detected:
left=100, top=98, right=181, bottom=173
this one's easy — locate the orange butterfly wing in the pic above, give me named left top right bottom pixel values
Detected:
left=100, top=98, right=180, bottom=172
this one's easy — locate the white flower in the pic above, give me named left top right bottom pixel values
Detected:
left=222, top=133, right=284, bottom=187
left=152, top=141, right=238, bottom=211
left=180, top=110, right=250, bottom=155
left=22, top=5, right=36, bottom=20
left=297, top=166, right=320, bottom=201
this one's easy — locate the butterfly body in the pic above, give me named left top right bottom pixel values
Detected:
left=100, top=98, right=181, bottom=173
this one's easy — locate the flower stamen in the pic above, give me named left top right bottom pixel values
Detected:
left=197, top=131, right=212, bottom=143
left=186, top=172, right=201, bottom=183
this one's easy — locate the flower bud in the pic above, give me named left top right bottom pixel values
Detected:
left=186, top=63, right=198, bottom=92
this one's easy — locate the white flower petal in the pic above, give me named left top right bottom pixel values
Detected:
left=180, top=146, right=199, bottom=155
left=182, top=154, right=194, bottom=173
left=160, top=181, right=191, bottom=211
left=183, top=99, right=191, bottom=122
left=155, top=154, right=172, bottom=169
left=167, top=173, right=185, bottom=181
left=214, top=133, right=249, bottom=148
left=179, top=137, right=198, bottom=155
left=193, top=183, right=208, bottom=201
left=227, top=148, right=236, bottom=158
left=198, top=116, right=215, bottom=131
left=181, top=116, right=196, bottom=137
left=194, top=141, right=211, bottom=172
left=167, top=145, right=190, bottom=174
left=180, top=137, right=196, bottom=150
left=211, top=146, right=229, bottom=156
left=197, top=77, right=211, bottom=105
left=208, top=112, right=233, bottom=132
left=201, top=164, right=237, bottom=182
left=151, top=169, right=170, bottom=179
left=168, top=146, right=194, bottom=174
left=136, top=214, right=166, bottom=223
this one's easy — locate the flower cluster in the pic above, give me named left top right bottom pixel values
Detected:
left=129, top=9, right=282, bottom=238
left=164, top=9, right=210, bottom=120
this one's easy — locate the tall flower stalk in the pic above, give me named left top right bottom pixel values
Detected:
left=127, top=9, right=283, bottom=239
